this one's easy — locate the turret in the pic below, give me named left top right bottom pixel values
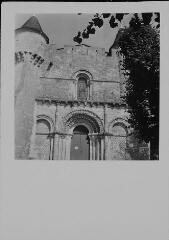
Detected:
left=15, top=16, right=49, bottom=53
left=15, top=16, right=49, bottom=159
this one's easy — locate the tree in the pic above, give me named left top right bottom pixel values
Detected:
left=118, top=17, right=159, bottom=159
left=73, top=13, right=160, bottom=159
left=73, top=13, right=160, bottom=44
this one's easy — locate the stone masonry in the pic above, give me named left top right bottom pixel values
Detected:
left=15, top=16, right=149, bottom=160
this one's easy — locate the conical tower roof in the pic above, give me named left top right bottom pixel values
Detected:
left=21, top=16, right=43, bottom=33
left=16, top=16, right=49, bottom=44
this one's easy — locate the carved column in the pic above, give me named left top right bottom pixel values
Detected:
left=93, top=136, right=96, bottom=160
left=60, top=135, right=64, bottom=160
left=54, top=134, right=72, bottom=160
left=89, top=134, right=100, bottom=160
left=89, top=134, right=94, bottom=160
left=100, top=136, right=104, bottom=160
left=60, top=135, right=68, bottom=160
left=97, top=136, right=100, bottom=160
left=105, top=135, right=111, bottom=160
left=53, top=134, right=60, bottom=160
left=49, top=134, right=54, bottom=160
left=65, top=135, right=72, bottom=160
left=89, top=136, right=93, bottom=160
left=105, top=136, right=110, bottom=160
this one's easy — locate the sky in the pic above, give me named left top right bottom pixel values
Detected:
left=15, top=14, right=119, bottom=52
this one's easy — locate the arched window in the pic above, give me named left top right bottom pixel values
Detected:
left=77, top=73, right=89, bottom=100
left=34, top=119, right=53, bottom=160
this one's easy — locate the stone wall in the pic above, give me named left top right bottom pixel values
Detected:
left=38, top=44, right=122, bottom=103
left=43, top=44, right=120, bottom=82
left=15, top=61, right=42, bottom=159
left=29, top=100, right=132, bottom=160
left=15, top=31, right=47, bottom=56
left=15, top=34, right=149, bottom=160
left=37, top=77, right=120, bottom=102
left=15, top=30, right=46, bottom=159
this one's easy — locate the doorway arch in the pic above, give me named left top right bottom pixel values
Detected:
left=63, top=110, right=104, bottom=160
left=70, top=125, right=90, bottom=160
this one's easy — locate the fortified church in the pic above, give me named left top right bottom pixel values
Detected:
left=15, top=16, right=149, bottom=160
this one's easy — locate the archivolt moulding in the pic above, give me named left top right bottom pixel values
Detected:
left=72, top=69, right=93, bottom=81
left=63, top=109, right=104, bottom=134
left=36, top=114, right=54, bottom=132
left=108, top=117, right=130, bottom=135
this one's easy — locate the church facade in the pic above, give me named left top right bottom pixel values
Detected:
left=15, top=16, right=149, bottom=160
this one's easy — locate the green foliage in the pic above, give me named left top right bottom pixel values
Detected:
left=118, top=21, right=159, bottom=158
left=102, top=13, right=111, bottom=18
left=142, top=13, right=153, bottom=25
left=109, top=15, right=118, bottom=28
left=73, top=31, right=82, bottom=44
left=92, top=16, right=104, bottom=28
left=73, top=12, right=160, bottom=44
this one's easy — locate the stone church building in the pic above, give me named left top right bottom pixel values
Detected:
left=15, top=16, right=149, bottom=160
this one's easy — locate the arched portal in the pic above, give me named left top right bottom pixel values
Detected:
left=61, top=110, right=104, bottom=160
left=70, top=125, right=90, bottom=160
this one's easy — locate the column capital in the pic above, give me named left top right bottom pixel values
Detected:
left=66, top=134, right=73, bottom=139
left=60, top=134, right=66, bottom=139
left=54, top=132, right=73, bottom=139
left=60, top=133, right=73, bottom=139
left=88, top=134, right=96, bottom=141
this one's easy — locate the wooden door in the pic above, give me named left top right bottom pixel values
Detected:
left=70, top=125, right=89, bottom=160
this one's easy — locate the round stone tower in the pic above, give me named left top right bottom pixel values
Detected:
left=15, top=16, right=49, bottom=159
left=15, top=16, right=49, bottom=53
